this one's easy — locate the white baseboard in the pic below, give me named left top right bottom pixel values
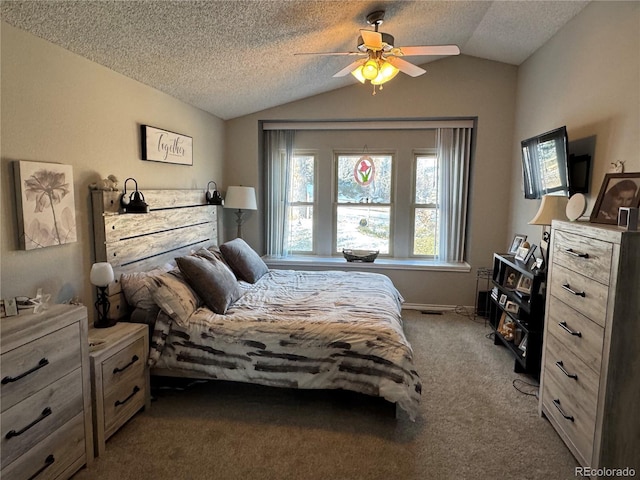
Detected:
left=402, top=303, right=475, bottom=314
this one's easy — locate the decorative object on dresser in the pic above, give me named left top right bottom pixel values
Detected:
left=589, top=172, right=640, bottom=225
left=119, top=177, right=150, bottom=214
left=223, top=186, right=257, bottom=238
left=488, top=253, right=546, bottom=376
left=88, top=322, right=150, bottom=457
left=1, top=304, right=93, bottom=479
left=539, top=220, right=639, bottom=471
left=617, top=206, right=638, bottom=231
left=13, top=160, right=78, bottom=250
left=565, top=193, right=587, bottom=221
left=90, top=262, right=117, bottom=328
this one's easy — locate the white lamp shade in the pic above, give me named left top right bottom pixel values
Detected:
left=90, top=262, right=114, bottom=287
left=224, top=186, right=257, bottom=210
left=529, top=195, right=569, bottom=226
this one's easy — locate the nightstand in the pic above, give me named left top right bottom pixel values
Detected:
left=88, top=322, right=150, bottom=457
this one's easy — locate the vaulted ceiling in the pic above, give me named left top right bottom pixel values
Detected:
left=1, top=1, right=589, bottom=120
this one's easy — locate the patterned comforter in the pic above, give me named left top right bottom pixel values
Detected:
left=149, top=269, right=421, bottom=419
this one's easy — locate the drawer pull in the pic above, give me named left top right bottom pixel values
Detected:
left=552, top=399, right=574, bottom=422
left=562, top=284, right=585, bottom=297
left=5, top=407, right=52, bottom=439
left=115, top=385, right=141, bottom=407
left=555, top=360, right=578, bottom=380
left=565, top=248, right=589, bottom=259
left=1, top=358, right=49, bottom=384
left=113, top=355, right=140, bottom=374
left=559, top=321, right=582, bottom=337
left=28, top=454, right=55, bottom=480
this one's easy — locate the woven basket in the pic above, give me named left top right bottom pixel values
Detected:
left=342, top=249, right=379, bottom=263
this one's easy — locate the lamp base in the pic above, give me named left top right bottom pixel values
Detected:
left=94, top=317, right=118, bottom=329
left=94, top=286, right=118, bottom=328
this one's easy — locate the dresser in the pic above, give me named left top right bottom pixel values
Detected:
left=88, top=322, right=150, bottom=457
left=539, top=220, right=639, bottom=472
left=1, top=304, right=93, bottom=479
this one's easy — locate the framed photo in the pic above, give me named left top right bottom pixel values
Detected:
left=2, top=298, right=18, bottom=317
left=141, top=125, right=193, bottom=165
left=505, top=301, right=519, bottom=315
left=515, top=242, right=532, bottom=262
left=503, top=267, right=520, bottom=289
left=509, top=234, right=527, bottom=255
left=519, top=333, right=528, bottom=353
left=590, top=173, right=640, bottom=225
left=498, top=294, right=507, bottom=307
left=497, top=311, right=508, bottom=333
left=523, top=243, right=537, bottom=264
left=516, top=275, right=533, bottom=295
left=13, top=161, right=77, bottom=250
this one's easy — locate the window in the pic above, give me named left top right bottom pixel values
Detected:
left=263, top=120, right=473, bottom=263
left=335, top=154, right=393, bottom=254
left=287, top=153, right=315, bottom=253
left=413, top=152, right=439, bottom=257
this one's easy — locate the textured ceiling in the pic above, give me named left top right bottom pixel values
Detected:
left=0, top=1, right=589, bottom=120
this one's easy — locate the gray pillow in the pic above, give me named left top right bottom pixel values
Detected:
left=176, top=255, right=241, bottom=314
left=219, top=238, right=268, bottom=284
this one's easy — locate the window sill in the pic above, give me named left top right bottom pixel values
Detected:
left=263, top=255, right=471, bottom=272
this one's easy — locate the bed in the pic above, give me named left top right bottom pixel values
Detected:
left=91, top=189, right=421, bottom=419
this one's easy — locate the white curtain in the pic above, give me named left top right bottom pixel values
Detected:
left=264, top=130, right=295, bottom=256
left=436, top=128, right=472, bottom=262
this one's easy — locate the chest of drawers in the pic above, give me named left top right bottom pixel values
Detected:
left=539, top=220, right=639, bottom=473
left=88, top=322, right=150, bottom=457
left=1, top=304, right=93, bottom=479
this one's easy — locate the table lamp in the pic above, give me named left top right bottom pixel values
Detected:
left=90, top=262, right=117, bottom=328
left=224, top=186, right=257, bottom=238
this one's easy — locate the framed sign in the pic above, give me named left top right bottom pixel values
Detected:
left=141, top=125, right=193, bottom=165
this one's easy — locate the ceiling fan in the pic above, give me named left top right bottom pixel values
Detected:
left=295, top=10, right=460, bottom=94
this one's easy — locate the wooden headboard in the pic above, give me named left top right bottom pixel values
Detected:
left=91, top=189, right=219, bottom=320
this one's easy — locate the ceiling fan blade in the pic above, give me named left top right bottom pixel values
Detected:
left=333, top=59, right=366, bottom=77
left=387, top=57, right=426, bottom=77
left=360, top=29, right=383, bottom=50
left=294, top=51, right=363, bottom=56
left=394, top=45, right=460, bottom=56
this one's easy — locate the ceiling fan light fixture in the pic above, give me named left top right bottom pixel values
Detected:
left=371, top=61, right=399, bottom=85
left=362, top=58, right=379, bottom=80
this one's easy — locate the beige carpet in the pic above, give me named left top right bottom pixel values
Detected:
left=72, top=310, right=578, bottom=480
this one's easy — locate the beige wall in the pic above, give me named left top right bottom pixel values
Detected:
left=508, top=1, right=640, bottom=243
left=226, top=55, right=518, bottom=306
left=0, top=23, right=225, bottom=320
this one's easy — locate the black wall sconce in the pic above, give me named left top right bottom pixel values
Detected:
left=206, top=181, right=223, bottom=205
left=120, top=177, right=150, bottom=213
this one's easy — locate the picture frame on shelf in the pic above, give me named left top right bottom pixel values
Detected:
left=516, top=275, right=533, bottom=295
left=499, top=294, right=507, bottom=307
left=590, top=173, right=640, bottom=225
left=515, top=242, right=532, bottom=262
left=508, top=234, right=527, bottom=255
left=523, top=243, right=537, bottom=264
left=497, top=311, right=507, bottom=333
left=505, top=301, right=519, bottom=315
left=503, top=266, right=520, bottom=289
left=518, top=333, right=528, bottom=353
